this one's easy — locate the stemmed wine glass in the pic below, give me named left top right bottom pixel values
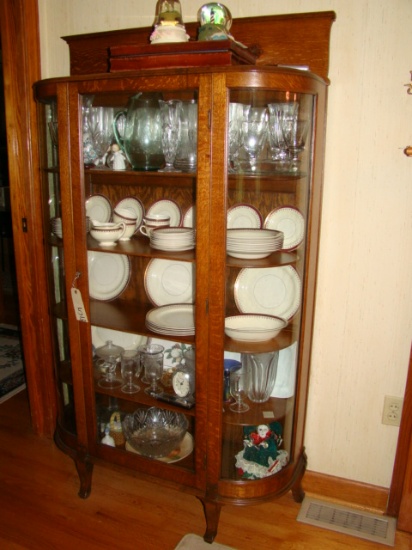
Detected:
left=120, top=349, right=141, bottom=394
left=242, top=107, right=268, bottom=172
left=283, top=117, right=309, bottom=171
left=140, top=344, right=164, bottom=395
left=229, top=367, right=250, bottom=413
left=88, top=106, right=116, bottom=166
left=159, top=99, right=183, bottom=172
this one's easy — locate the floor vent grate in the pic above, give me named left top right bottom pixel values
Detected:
left=297, top=497, right=396, bottom=546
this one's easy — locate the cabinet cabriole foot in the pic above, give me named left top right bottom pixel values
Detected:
left=198, top=497, right=222, bottom=543
left=75, top=457, right=93, bottom=499
left=54, top=427, right=94, bottom=499
left=291, top=450, right=307, bottom=503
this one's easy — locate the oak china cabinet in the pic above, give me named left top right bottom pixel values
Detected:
left=34, top=12, right=334, bottom=542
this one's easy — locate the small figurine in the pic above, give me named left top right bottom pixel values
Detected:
left=101, top=425, right=116, bottom=447
left=235, top=421, right=289, bottom=479
left=106, top=143, right=127, bottom=170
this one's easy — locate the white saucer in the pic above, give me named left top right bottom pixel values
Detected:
left=227, top=204, right=262, bottom=229
left=146, top=199, right=182, bottom=227
left=85, top=194, right=112, bottom=223
left=264, top=206, right=305, bottom=250
left=182, top=205, right=195, bottom=228
left=114, top=197, right=145, bottom=228
left=88, top=251, right=130, bottom=301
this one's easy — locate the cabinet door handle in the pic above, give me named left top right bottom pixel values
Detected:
left=404, top=146, right=412, bottom=157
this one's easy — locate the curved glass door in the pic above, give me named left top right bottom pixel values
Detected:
left=221, top=89, right=314, bottom=480
left=39, top=99, right=76, bottom=434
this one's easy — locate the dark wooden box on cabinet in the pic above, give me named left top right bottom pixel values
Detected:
left=109, top=40, right=257, bottom=71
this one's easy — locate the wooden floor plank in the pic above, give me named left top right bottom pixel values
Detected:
left=0, top=391, right=410, bottom=549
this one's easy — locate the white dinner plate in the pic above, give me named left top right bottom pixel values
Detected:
left=88, top=251, right=130, bottom=301
left=114, top=196, right=145, bottom=227
left=85, top=194, right=112, bottom=223
left=234, top=266, right=301, bottom=320
left=264, top=206, right=305, bottom=250
left=146, top=199, right=182, bottom=227
left=91, top=326, right=147, bottom=350
left=144, top=259, right=195, bottom=306
left=227, top=204, right=262, bottom=229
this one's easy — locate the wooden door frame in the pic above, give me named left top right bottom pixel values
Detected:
left=0, top=0, right=56, bottom=436
left=387, top=344, right=412, bottom=526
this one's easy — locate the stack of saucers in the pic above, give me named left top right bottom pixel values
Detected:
left=50, top=217, right=63, bottom=238
left=226, top=228, right=284, bottom=259
left=146, top=304, right=195, bottom=336
left=150, top=227, right=195, bottom=251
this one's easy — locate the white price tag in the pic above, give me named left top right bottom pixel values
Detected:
left=71, top=288, right=89, bottom=323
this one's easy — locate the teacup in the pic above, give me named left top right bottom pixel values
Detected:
left=90, top=220, right=126, bottom=246
left=113, top=208, right=138, bottom=241
left=139, top=214, right=170, bottom=237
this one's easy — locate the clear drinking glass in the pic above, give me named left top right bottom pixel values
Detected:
left=229, top=367, right=250, bottom=413
left=174, top=100, right=198, bottom=171
left=267, top=102, right=298, bottom=165
left=159, top=99, right=183, bottom=172
left=120, top=349, right=141, bottom=394
left=242, top=351, right=279, bottom=403
left=228, top=103, right=245, bottom=173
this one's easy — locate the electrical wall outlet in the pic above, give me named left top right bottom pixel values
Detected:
left=382, top=395, right=404, bottom=427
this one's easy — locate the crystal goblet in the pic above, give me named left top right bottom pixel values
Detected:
left=242, top=107, right=268, bottom=172
left=120, top=349, right=141, bottom=394
left=229, top=368, right=250, bottom=413
left=139, top=344, right=164, bottom=395
left=159, top=99, right=183, bottom=172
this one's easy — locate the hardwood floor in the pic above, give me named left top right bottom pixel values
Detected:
left=0, top=390, right=411, bottom=550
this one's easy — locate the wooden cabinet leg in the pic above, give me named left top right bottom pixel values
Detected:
left=291, top=479, right=305, bottom=503
left=291, top=451, right=307, bottom=503
left=75, top=457, right=93, bottom=499
left=198, top=497, right=222, bottom=543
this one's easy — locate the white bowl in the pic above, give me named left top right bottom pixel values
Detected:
left=224, top=314, right=287, bottom=342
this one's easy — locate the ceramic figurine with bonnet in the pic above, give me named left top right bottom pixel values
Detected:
left=150, top=0, right=190, bottom=44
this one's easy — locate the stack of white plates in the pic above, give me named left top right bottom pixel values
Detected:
left=146, top=304, right=195, bottom=336
left=226, top=228, right=284, bottom=259
left=51, top=217, right=63, bottom=238
left=150, top=227, right=195, bottom=251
